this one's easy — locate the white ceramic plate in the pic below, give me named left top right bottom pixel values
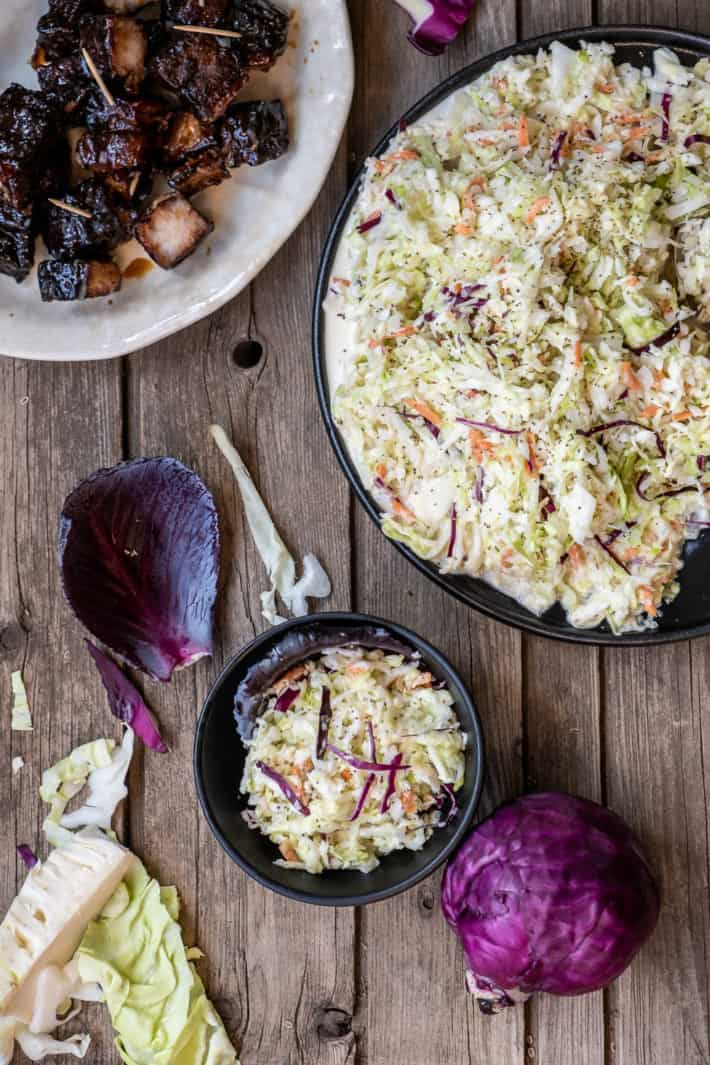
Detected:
left=0, top=0, right=353, bottom=360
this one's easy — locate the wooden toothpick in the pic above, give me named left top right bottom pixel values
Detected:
left=47, top=198, right=93, bottom=220
left=173, top=24, right=242, bottom=39
left=81, top=47, right=116, bottom=108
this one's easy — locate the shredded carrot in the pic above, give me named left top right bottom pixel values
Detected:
left=405, top=398, right=442, bottom=428
left=392, top=498, right=416, bottom=523
left=463, top=178, right=485, bottom=211
left=596, top=81, right=615, bottom=94
left=591, top=144, right=609, bottom=153
left=639, top=586, right=657, bottom=617
left=625, top=125, right=651, bottom=141
left=500, top=121, right=517, bottom=131
left=568, top=544, right=586, bottom=567
left=652, top=368, right=666, bottom=386
left=465, top=388, right=481, bottom=398
left=388, top=149, right=420, bottom=162
left=618, top=111, right=646, bottom=125
left=468, top=428, right=495, bottom=462
left=454, top=223, right=474, bottom=235
left=279, top=843, right=299, bottom=863
left=332, top=276, right=351, bottom=287
left=516, top=113, right=530, bottom=148
left=276, top=665, right=307, bottom=689
left=574, top=339, right=583, bottom=368
left=469, top=176, right=486, bottom=189
left=385, top=324, right=416, bottom=339
left=411, top=671, right=434, bottom=689
left=500, top=547, right=515, bottom=569
left=525, top=431, right=541, bottom=474
left=621, top=361, right=642, bottom=392
left=622, top=547, right=637, bottom=563
left=671, top=410, right=693, bottom=422
left=525, top=196, right=550, bottom=224
left=627, top=275, right=640, bottom=287
left=645, top=150, right=667, bottom=163
left=401, top=789, right=418, bottom=815
left=346, top=662, right=369, bottom=676
left=368, top=338, right=381, bottom=349
left=375, top=463, right=387, bottom=480
left=340, top=767, right=353, bottom=781
left=492, top=254, right=504, bottom=266
left=373, top=159, right=393, bottom=175
left=640, top=404, right=660, bottom=418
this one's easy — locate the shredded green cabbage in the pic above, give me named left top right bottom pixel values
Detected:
left=329, top=42, right=710, bottom=633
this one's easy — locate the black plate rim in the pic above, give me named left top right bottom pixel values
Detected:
left=312, top=24, right=710, bottom=648
left=193, top=611, right=486, bottom=906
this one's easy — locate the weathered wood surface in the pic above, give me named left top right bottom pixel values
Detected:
left=1, top=0, right=709, bottom=1064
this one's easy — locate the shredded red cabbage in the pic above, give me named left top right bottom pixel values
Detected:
left=327, top=743, right=410, bottom=773
left=256, top=761, right=310, bottom=816
left=438, top=782, right=459, bottom=826
left=422, top=310, right=437, bottom=323
left=457, top=418, right=522, bottom=436
left=367, top=720, right=377, bottom=759
left=636, top=472, right=697, bottom=502
left=684, top=133, right=710, bottom=149
left=402, top=409, right=440, bottom=440
left=628, top=321, right=680, bottom=355
left=274, top=686, right=300, bottom=712
left=550, top=131, right=567, bottom=170
left=594, top=534, right=630, bottom=574
left=17, top=844, right=38, bottom=870
left=381, top=753, right=404, bottom=813
left=316, top=687, right=332, bottom=759
left=447, top=503, right=457, bottom=557
left=349, top=773, right=375, bottom=821
left=395, top=0, right=476, bottom=56
left=577, top=420, right=665, bottom=458
left=385, top=188, right=402, bottom=209
left=357, top=211, right=382, bottom=234
left=475, top=466, right=485, bottom=504
left=661, top=92, right=672, bottom=142
left=626, top=151, right=645, bottom=164
left=698, top=456, right=710, bottom=472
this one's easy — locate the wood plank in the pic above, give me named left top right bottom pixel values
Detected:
left=517, top=0, right=604, bottom=1063
left=126, top=143, right=354, bottom=1065
left=603, top=644, right=710, bottom=1065
left=0, top=357, right=123, bottom=1063
left=348, top=2, right=523, bottom=1062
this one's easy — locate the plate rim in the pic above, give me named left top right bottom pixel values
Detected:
left=312, top=24, right=710, bottom=648
left=1, top=1, right=355, bottom=362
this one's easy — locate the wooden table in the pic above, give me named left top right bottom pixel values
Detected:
left=2, top=1, right=710, bottom=1062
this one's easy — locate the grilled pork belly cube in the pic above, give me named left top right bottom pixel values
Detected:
left=135, top=193, right=213, bottom=269
left=85, top=93, right=171, bottom=135
left=78, top=129, right=152, bottom=172
left=162, top=0, right=230, bottom=25
left=0, top=226, right=35, bottom=283
left=220, top=100, right=288, bottom=167
left=166, top=148, right=230, bottom=196
left=79, top=16, right=148, bottom=94
left=0, top=162, right=35, bottom=230
left=150, top=36, right=246, bottom=122
left=36, top=55, right=92, bottom=115
left=43, top=179, right=127, bottom=260
left=163, top=111, right=216, bottom=164
left=0, top=85, right=56, bottom=164
left=34, top=12, right=77, bottom=62
left=230, top=0, right=289, bottom=71
left=38, top=258, right=122, bottom=301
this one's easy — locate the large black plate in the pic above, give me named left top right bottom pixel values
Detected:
left=313, top=25, right=710, bottom=646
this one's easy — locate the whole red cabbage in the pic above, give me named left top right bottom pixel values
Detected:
left=441, top=792, right=659, bottom=1012
left=60, top=458, right=219, bottom=682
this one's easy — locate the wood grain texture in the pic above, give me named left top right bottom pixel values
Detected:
left=0, top=357, right=124, bottom=1063
left=347, top=2, right=523, bottom=1062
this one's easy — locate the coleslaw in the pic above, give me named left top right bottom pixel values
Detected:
left=328, top=42, right=710, bottom=633
left=240, top=646, right=466, bottom=873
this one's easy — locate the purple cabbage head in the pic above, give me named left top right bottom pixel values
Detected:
left=441, top=792, right=659, bottom=1011
left=60, top=458, right=219, bottom=683
left=393, top=0, right=476, bottom=55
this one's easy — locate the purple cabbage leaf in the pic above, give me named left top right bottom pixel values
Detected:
left=60, top=458, right=219, bottom=683
left=86, top=640, right=168, bottom=753
left=393, top=0, right=476, bottom=55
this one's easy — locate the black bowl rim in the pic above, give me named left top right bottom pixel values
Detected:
left=312, top=24, right=710, bottom=648
left=194, top=611, right=486, bottom=906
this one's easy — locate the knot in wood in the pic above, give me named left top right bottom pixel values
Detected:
left=315, top=1005, right=352, bottom=1042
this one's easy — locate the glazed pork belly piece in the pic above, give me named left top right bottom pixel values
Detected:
left=38, top=258, right=122, bottom=300
left=0, top=226, right=35, bottom=283
left=0, top=85, right=56, bottom=164
left=85, top=93, right=172, bottom=135
left=79, top=16, right=148, bottom=94
left=166, top=148, right=229, bottom=196
left=220, top=100, right=288, bottom=166
left=135, top=192, right=213, bottom=268
left=77, top=128, right=153, bottom=172
left=43, top=178, right=128, bottom=260
left=162, top=0, right=230, bottom=26
left=103, top=0, right=154, bottom=12
left=230, top=0, right=289, bottom=71
left=35, top=55, right=92, bottom=115
left=150, top=35, right=246, bottom=121
left=163, top=110, right=216, bottom=163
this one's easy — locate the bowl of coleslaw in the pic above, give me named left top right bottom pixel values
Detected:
left=314, top=26, right=710, bottom=644
left=194, top=612, right=484, bottom=905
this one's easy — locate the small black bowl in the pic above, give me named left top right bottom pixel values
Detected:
left=313, top=25, right=710, bottom=646
left=194, top=612, right=485, bottom=906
